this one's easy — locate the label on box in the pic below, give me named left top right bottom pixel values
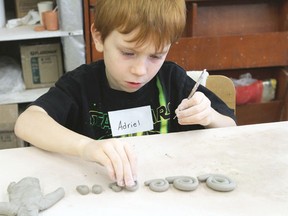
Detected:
left=31, top=56, right=59, bottom=84
left=20, top=43, right=63, bottom=89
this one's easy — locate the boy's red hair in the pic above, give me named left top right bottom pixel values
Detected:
left=93, top=0, right=186, bottom=51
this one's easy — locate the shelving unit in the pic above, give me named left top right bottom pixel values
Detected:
left=83, top=0, right=288, bottom=125
left=0, top=25, right=83, bottom=105
left=0, top=1, right=85, bottom=105
left=0, top=0, right=86, bottom=148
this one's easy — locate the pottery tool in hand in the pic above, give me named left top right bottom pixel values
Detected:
left=174, top=69, right=207, bottom=119
left=187, top=69, right=206, bottom=99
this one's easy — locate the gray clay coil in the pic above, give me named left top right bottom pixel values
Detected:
left=144, top=179, right=170, bottom=192
left=166, top=176, right=199, bottom=191
left=198, top=174, right=236, bottom=192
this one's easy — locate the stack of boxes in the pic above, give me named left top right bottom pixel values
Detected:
left=0, top=104, right=22, bottom=149
left=15, top=0, right=63, bottom=89
left=0, top=1, right=64, bottom=149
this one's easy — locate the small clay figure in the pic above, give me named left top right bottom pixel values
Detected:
left=0, top=177, right=65, bottom=216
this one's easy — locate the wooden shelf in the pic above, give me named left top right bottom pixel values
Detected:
left=167, top=32, right=288, bottom=71
left=0, top=25, right=83, bottom=42
left=0, top=88, right=49, bottom=105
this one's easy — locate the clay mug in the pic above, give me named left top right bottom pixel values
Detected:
left=43, top=10, right=59, bottom=31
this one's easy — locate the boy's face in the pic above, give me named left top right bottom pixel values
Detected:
left=92, top=29, right=171, bottom=92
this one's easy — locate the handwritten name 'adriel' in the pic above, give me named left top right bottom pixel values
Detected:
left=118, top=120, right=141, bottom=131
left=108, top=106, right=153, bottom=137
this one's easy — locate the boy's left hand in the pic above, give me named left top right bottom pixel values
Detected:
left=175, top=91, right=213, bottom=126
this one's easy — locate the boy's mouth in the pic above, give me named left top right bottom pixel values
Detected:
left=126, top=81, right=142, bottom=89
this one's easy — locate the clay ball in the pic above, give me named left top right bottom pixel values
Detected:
left=76, top=185, right=90, bottom=195
left=91, top=184, right=103, bottom=194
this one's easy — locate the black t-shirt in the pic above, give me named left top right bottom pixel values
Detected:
left=32, top=60, right=236, bottom=139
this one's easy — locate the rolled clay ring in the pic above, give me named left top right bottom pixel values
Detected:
left=198, top=174, right=236, bottom=192
left=144, top=179, right=170, bottom=192
left=166, top=176, right=199, bottom=191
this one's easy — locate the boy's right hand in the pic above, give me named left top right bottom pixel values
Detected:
left=80, top=138, right=137, bottom=187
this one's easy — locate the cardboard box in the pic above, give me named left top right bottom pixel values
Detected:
left=14, top=0, right=55, bottom=18
left=20, top=43, right=63, bottom=89
left=15, top=0, right=44, bottom=18
left=0, top=132, right=19, bottom=149
left=0, top=104, right=18, bottom=132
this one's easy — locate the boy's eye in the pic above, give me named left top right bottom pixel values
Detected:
left=150, top=55, right=162, bottom=59
left=121, top=51, right=134, bottom=56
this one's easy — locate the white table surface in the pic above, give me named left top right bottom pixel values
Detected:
left=0, top=121, right=288, bottom=216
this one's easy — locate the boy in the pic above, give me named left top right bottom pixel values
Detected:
left=15, top=0, right=236, bottom=188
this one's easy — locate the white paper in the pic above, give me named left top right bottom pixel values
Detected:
left=108, top=105, right=153, bottom=137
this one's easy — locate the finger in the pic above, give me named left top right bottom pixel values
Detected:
left=81, top=142, right=117, bottom=181
left=177, top=93, right=204, bottom=117
left=177, top=98, right=189, bottom=111
left=177, top=98, right=203, bottom=120
left=185, top=93, right=210, bottom=116
left=96, top=152, right=117, bottom=181
left=102, top=143, right=124, bottom=186
left=179, top=104, right=211, bottom=125
left=124, top=143, right=138, bottom=182
left=114, top=143, right=135, bottom=187
left=175, top=99, right=190, bottom=118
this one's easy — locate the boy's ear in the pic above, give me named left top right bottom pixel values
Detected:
left=91, top=23, right=104, bottom=52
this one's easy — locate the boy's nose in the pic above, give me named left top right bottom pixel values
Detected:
left=131, top=59, right=147, bottom=76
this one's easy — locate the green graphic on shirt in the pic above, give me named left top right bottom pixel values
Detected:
left=89, top=110, right=110, bottom=130
left=156, top=77, right=168, bottom=134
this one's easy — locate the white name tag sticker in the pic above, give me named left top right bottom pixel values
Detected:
left=108, top=105, right=153, bottom=137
